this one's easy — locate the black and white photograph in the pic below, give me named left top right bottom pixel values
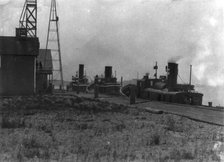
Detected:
left=0, top=0, right=224, bottom=161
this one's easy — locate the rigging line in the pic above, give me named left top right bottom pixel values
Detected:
left=178, top=74, right=186, bottom=84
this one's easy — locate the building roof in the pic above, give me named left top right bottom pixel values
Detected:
left=37, top=49, right=53, bottom=74
left=0, top=36, right=39, bottom=56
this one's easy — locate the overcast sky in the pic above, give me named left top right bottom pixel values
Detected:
left=0, top=0, right=224, bottom=105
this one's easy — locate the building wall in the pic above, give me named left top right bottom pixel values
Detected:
left=36, top=74, right=48, bottom=93
left=0, top=55, right=35, bottom=96
left=0, top=55, right=2, bottom=93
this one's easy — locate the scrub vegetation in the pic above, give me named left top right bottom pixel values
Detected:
left=0, top=95, right=223, bottom=161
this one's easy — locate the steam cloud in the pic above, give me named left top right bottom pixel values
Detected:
left=189, top=1, right=224, bottom=105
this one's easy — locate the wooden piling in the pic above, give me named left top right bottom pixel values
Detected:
left=130, top=86, right=136, bottom=104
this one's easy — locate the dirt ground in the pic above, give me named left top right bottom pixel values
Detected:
left=0, top=94, right=224, bottom=162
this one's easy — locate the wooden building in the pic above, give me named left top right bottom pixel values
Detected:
left=0, top=36, right=39, bottom=96
left=36, top=49, right=53, bottom=93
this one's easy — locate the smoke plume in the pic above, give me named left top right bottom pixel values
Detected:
left=168, top=56, right=183, bottom=63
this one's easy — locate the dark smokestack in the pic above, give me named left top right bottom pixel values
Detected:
left=167, top=62, right=178, bottom=91
left=105, top=66, right=112, bottom=79
left=79, top=64, right=84, bottom=80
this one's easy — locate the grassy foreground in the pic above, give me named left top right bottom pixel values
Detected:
left=0, top=94, right=223, bottom=162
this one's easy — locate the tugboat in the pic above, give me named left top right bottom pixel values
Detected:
left=93, top=66, right=121, bottom=95
left=69, top=64, right=89, bottom=92
left=122, top=62, right=203, bottom=105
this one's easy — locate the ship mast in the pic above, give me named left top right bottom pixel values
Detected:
left=154, top=61, right=158, bottom=79
left=189, top=65, right=192, bottom=86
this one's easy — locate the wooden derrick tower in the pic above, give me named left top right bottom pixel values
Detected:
left=45, top=0, right=64, bottom=90
left=17, top=0, right=37, bottom=37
